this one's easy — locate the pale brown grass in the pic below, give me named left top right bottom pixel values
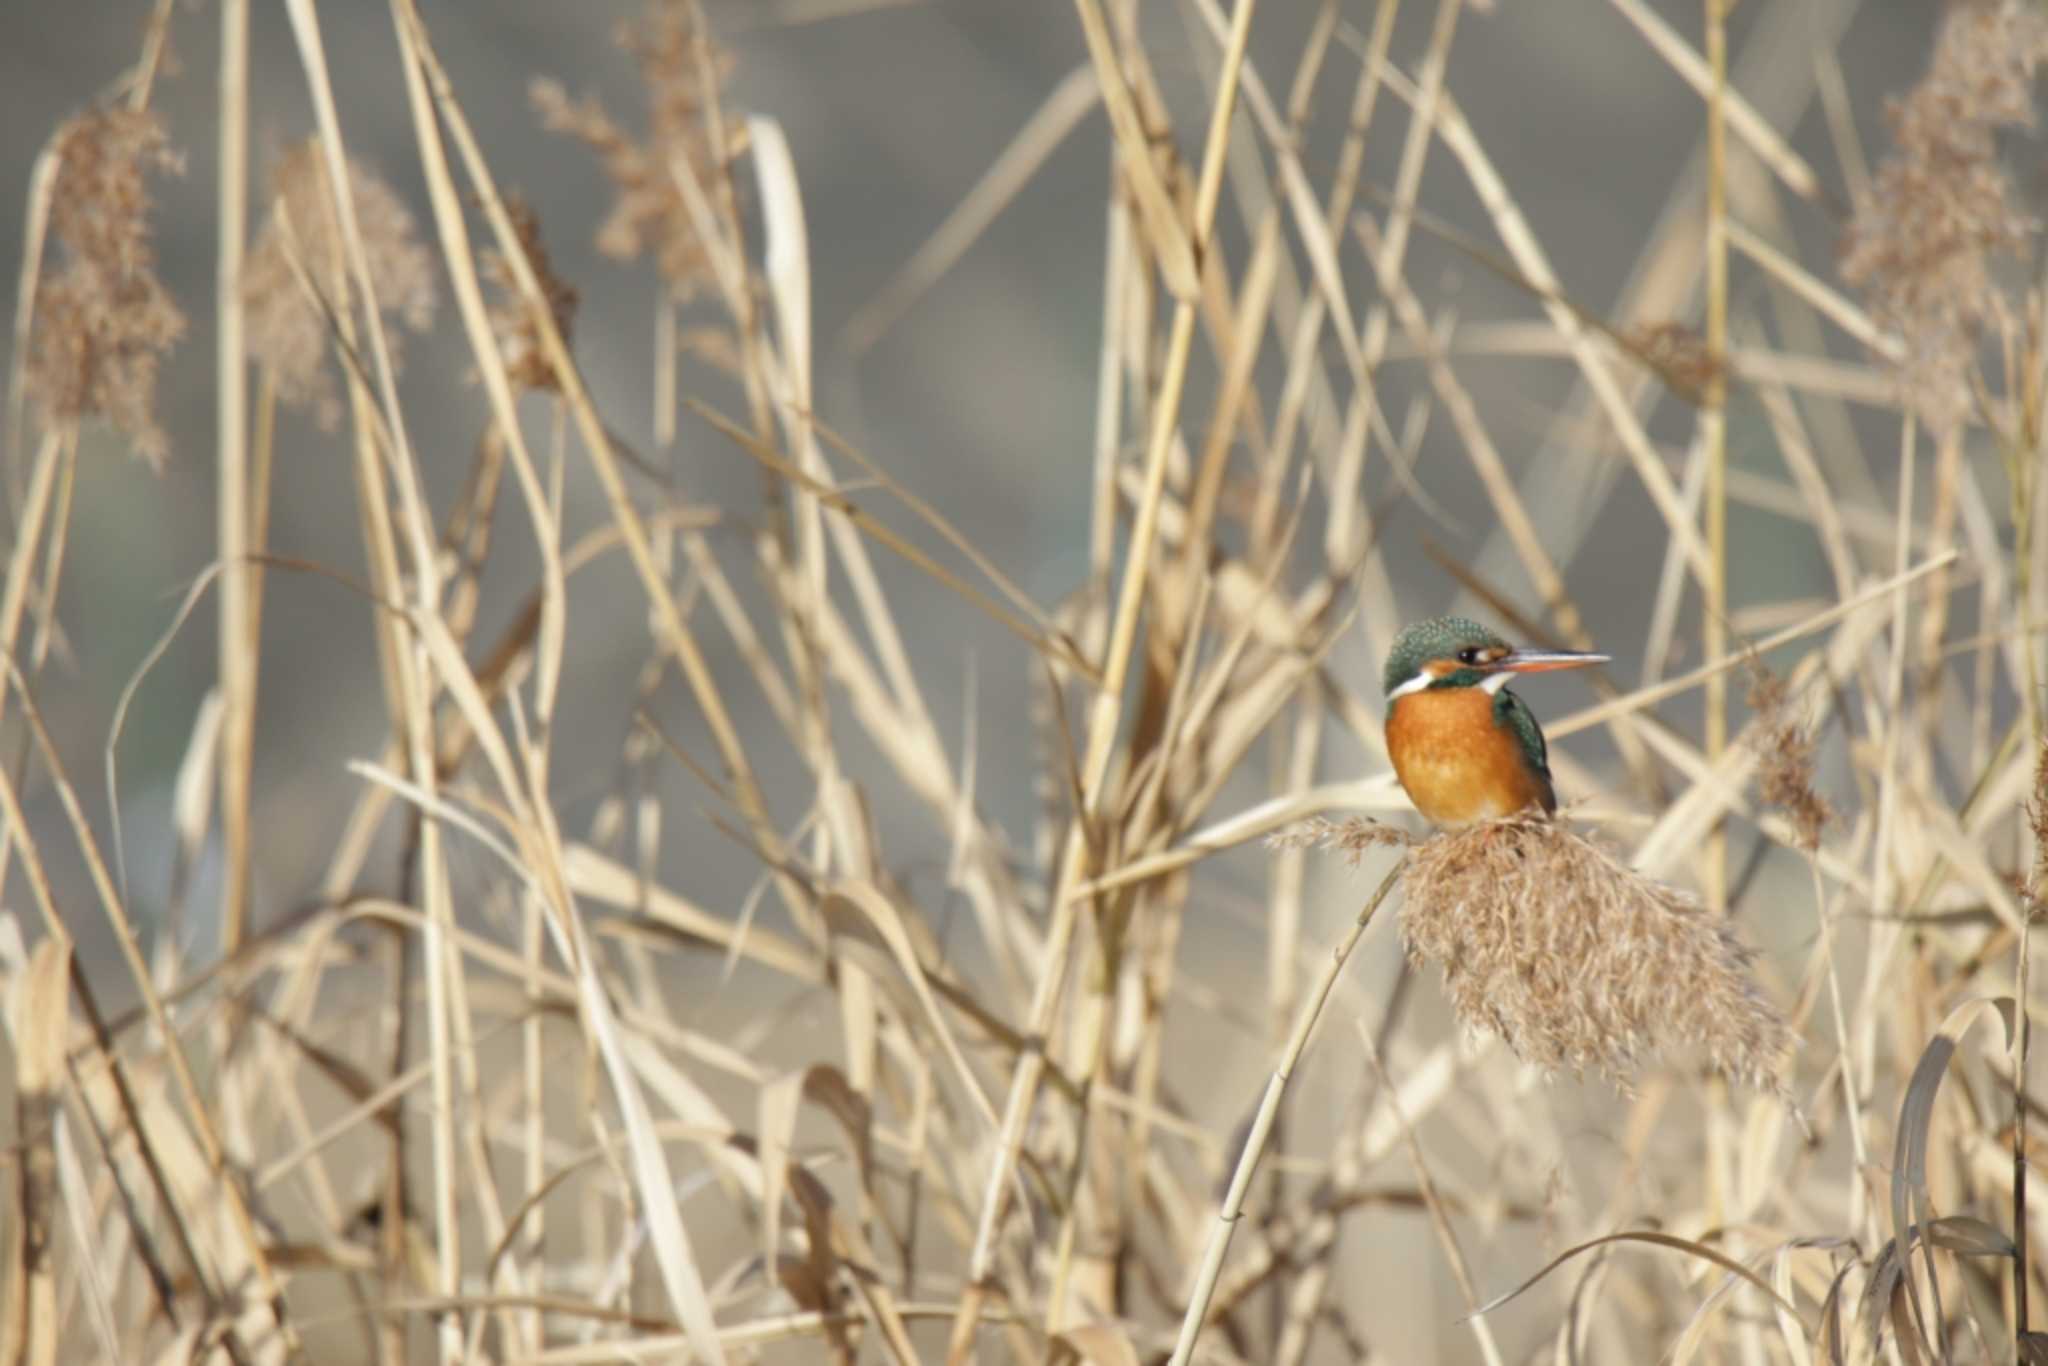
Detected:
left=5, top=2, right=2048, bottom=1364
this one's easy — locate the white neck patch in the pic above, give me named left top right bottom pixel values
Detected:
left=1391, top=667, right=1517, bottom=700
left=1388, top=671, right=1434, bottom=700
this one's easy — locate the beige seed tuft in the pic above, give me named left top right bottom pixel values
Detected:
left=26, top=107, right=186, bottom=465
left=1399, top=816, right=1792, bottom=1090
left=243, top=140, right=437, bottom=428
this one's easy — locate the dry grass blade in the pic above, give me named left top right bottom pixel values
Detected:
left=1077, top=777, right=1403, bottom=898
left=3, top=139, right=61, bottom=479
left=1052, top=1322, right=1142, bottom=1366
left=4, top=654, right=295, bottom=1352
left=1071, top=0, right=1198, bottom=300
left=353, top=757, right=732, bottom=1366
left=1472, top=1229, right=1800, bottom=1321
left=842, top=63, right=1101, bottom=354
left=1549, top=550, right=1960, bottom=739
left=1727, top=217, right=1901, bottom=362
left=1168, top=856, right=1404, bottom=1366
left=957, top=4, right=1263, bottom=1340
left=820, top=883, right=1000, bottom=1131
left=691, top=398, right=1092, bottom=676
left=5, top=936, right=71, bottom=1366
left=1884, top=997, right=2017, bottom=1355
left=811, top=413, right=1077, bottom=649
left=214, top=0, right=256, bottom=957
left=22, top=2, right=2048, bottom=1361
left=1604, top=0, right=1827, bottom=205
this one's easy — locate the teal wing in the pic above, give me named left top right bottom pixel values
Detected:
left=1493, top=687, right=1553, bottom=782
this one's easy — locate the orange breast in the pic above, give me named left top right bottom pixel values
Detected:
left=1385, top=687, right=1555, bottom=827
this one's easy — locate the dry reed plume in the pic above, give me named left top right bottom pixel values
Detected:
left=530, top=0, right=727, bottom=296
left=1840, top=0, right=2048, bottom=431
left=1398, top=816, right=1791, bottom=1088
left=243, top=139, right=437, bottom=425
left=1746, top=656, right=1833, bottom=852
left=481, top=194, right=578, bottom=393
left=24, top=107, right=184, bottom=463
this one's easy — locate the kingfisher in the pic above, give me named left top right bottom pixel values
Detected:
left=1383, top=617, right=1608, bottom=827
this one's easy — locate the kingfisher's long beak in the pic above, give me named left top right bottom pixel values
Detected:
left=1497, top=647, right=1609, bottom=674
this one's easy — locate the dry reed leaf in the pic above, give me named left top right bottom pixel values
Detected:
left=795, top=1064, right=874, bottom=1191
left=1880, top=996, right=2016, bottom=1349
left=841, top=63, right=1100, bottom=354
left=568, top=930, right=729, bottom=1365
left=1052, top=1322, right=1142, bottom=1366
left=566, top=840, right=818, bottom=980
left=820, top=883, right=999, bottom=1132
left=757, top=1069, right=805, bottom=1283
left=1399, top=816, right=1791, bottom=1088
left=5, top=937, right=69, bottom=1366
left=25, top=107, right=185, bottom=465
left=1860, top=1217, right=2017, bottom=1353
left=243, top=139, right=437, bottom=427
left=757, top=1067, right=874, bottom=1284
left=749, top=115, right=809, bottom=403
left=776, top=1169, right=847, bottom=1351
left=787, top=1164, right=918, bottom=1362
left=1473, top=1228, right=1797, bottom=1322
left=165, top=689, right=223, bottom=926
left=10, top=934, right=71, bottom=1097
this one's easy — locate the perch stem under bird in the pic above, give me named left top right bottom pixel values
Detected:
left=1381, top=616, right=1607, bottom=826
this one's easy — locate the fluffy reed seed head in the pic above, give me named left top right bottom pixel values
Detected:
left=1840, top=0, right=2048, bottom=433
left=26, top=107, right=186, bottom=465
left=243, top=140, right=437, bottom=428
left=1399, top=816, right=1791, bottom=1090
left=1745, top=659, right=1832, bottom=852
left=530, top=0, right=729, bottom=298
left=482, top=195, right=579, bottom=393
left=2027, top=739, right=2048, bottom=906
left=1269, top=815, right=1413, bottom=864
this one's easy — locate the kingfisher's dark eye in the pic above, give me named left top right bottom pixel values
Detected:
left=1457, top=647, right=1482, bottom=665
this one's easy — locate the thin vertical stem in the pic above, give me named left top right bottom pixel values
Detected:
left=217, top=0, right=254, bottom=954
left=1168, top=857, right=1405, bottom=1366
left=948, top=2, right=1262, bottom=1354
left=2015, top=896, right=2033, bottom=1344
left=1702, top=0, right=1730, bottom=914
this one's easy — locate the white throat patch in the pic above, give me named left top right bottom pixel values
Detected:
left=1390, top=667, right=1517, bottom=700
left=1387, top=671, right=1434, bottom=700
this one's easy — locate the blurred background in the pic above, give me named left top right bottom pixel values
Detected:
left=0, top=3, right=1979, bottom=1357
left=0, top=0, right=1942, bottom=933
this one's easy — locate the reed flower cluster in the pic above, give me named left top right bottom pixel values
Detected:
left=1398, top=816, right=1791, bottom=1089
left=243, top=140, right=437, bottom=427
left=530, top=0, right=728, bottom=298
left=25, top=107, right=184, bottom=462
left=1840, top=0, right=2048, bottom=431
